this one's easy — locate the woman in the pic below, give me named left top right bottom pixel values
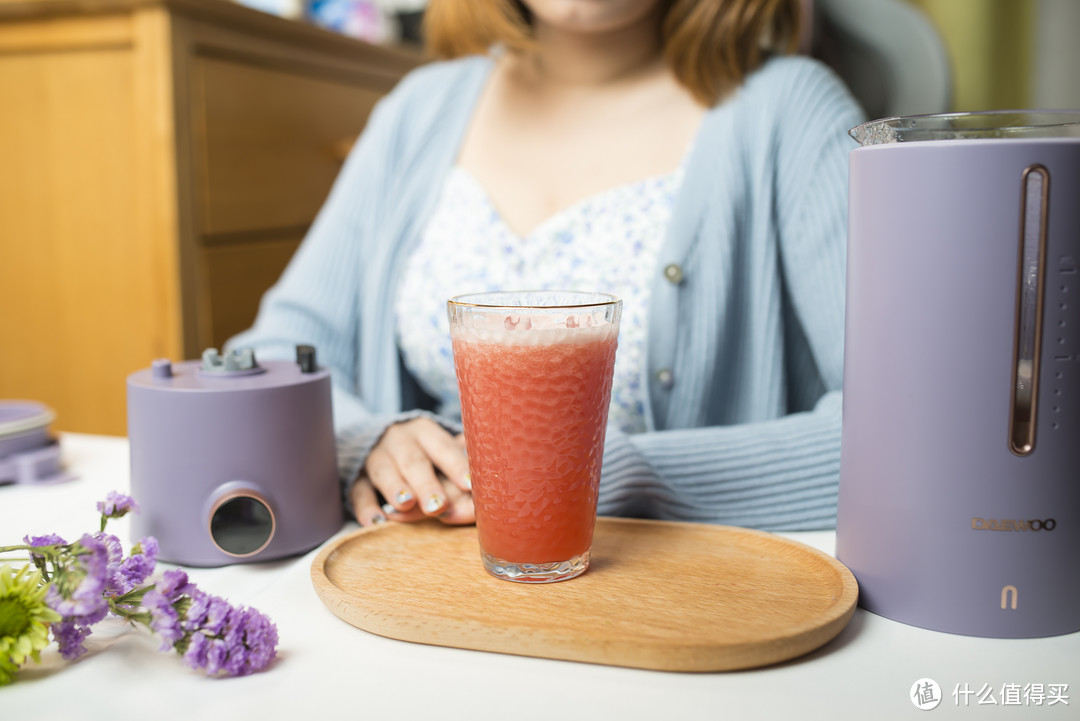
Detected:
left=228, top=0, right=864, bottom=530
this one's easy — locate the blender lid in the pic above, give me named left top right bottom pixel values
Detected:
left=851, top=109, right=1080, bottom=146
left=0, top=401, right=55, bottom=440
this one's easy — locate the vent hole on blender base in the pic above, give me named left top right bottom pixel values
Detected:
left=210, top=496, right=275, bottom=557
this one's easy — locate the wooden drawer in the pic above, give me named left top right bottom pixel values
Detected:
left=0, top=0, right=422, bottom=434
left=193, top=52, right=387, bottom=237
left=200, top=235, right=303, bottom=349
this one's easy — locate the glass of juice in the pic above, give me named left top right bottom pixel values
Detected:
left=447, top=291, right=621, bottom=583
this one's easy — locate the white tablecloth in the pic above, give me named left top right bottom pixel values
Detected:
left=2, top=434, right=1077, bottom=720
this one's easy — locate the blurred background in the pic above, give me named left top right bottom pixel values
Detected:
left=906, top=0, right=1079, bottom=111
left=247, top=0, right=1080, bottom=112
left=1, top=0, right=1078, bottom=437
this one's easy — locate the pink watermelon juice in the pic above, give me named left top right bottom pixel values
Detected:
left=452, top=321, right=618, bottom=566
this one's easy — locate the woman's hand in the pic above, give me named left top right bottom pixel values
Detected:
left=350, top=417, right=473, bottom=527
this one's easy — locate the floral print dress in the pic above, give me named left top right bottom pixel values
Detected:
left=395, top=165, right=683, bottom=433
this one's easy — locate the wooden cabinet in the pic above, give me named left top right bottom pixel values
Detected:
left=0, top=0, right=422, bottom=435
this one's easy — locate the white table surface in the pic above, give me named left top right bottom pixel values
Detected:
left=2, top=434, right=1077, bottom=720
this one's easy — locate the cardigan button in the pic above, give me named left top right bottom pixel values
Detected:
left=663, top=263, right=684, bottom=284
left=656, top=368, right=674, bottom=389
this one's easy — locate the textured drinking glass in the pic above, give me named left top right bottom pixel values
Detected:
left=448, top=291, right=622, bottom=583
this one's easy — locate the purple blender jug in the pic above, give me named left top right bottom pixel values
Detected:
left=837, top=111, right=1080, bottom=638
left=127, top=346, right=342, bottom=566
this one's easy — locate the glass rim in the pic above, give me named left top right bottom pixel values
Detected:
left=447, top=290, right=621, bottom=310
left=850, top=109, right=1080, bottom=145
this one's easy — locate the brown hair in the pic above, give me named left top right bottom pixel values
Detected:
left=423, top=0, right=802, bottom=106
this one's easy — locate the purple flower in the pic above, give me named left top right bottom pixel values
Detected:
left=143, top=589, right=183, bottom=651
left=137, top=536, right=160, bottom=561
left=23, top=533, right=68, bottom=548
left=23, top=532, right=69, bottom=565
left=179, top=592, right=278, bottom=677
left=204, top=596, right=233, bottom=636
left=45, top=534, right=109, bottom=625
left=96, top=533, right=124, bottom=594
left=184, top=590, right=211, bottom=632
left=96, top=491, right=139, bottom=519
left=157, top=568, right=191, bottom=600
left=230, top=606, right=279, bottom=674
left=52, top=619, right=93, bottom=660
left=183, top=632, right=209, bottom=670
left=206, top=638, right=229, bottom=675
left=180, top=588, right=222, bottom=634
left=108, top=537, right=159, bottom=597
left=14, top=494, right=278, bottom=679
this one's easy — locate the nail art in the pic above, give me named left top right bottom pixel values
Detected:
left=395, top=489, right=414, bottom=505
left=424, top=494, right=444, bottom=513
left=461, top=472, right=472, bottom=490
left=370, top=514, right=387, bottom=525
left=381, top=502, right=396, bottom=515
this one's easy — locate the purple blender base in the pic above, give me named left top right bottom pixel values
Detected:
left=0, top=401, right=74, bottom=485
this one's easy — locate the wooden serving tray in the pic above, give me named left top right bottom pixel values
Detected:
left=311, top=517, right=858, bottom=672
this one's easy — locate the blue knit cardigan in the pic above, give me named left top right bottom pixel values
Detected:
left=228, top=53, right=865, bottom=530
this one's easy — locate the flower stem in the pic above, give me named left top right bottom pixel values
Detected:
left=0, top=545, right=34, bottom=554
left=0, top=544, right=70, bottom=557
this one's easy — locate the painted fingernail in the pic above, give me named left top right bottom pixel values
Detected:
left=395, top=489, right=414, bottom=505
left=370, top=513, right=387, bottom=525
left=424, top=494, right=444, bottom=513
left=461, top=472, right=472, bottom=490
left=381, top=502, right=396, bottom=515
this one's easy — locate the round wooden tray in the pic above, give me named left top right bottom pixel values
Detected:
left=311, top=517, right=858, bottom=672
